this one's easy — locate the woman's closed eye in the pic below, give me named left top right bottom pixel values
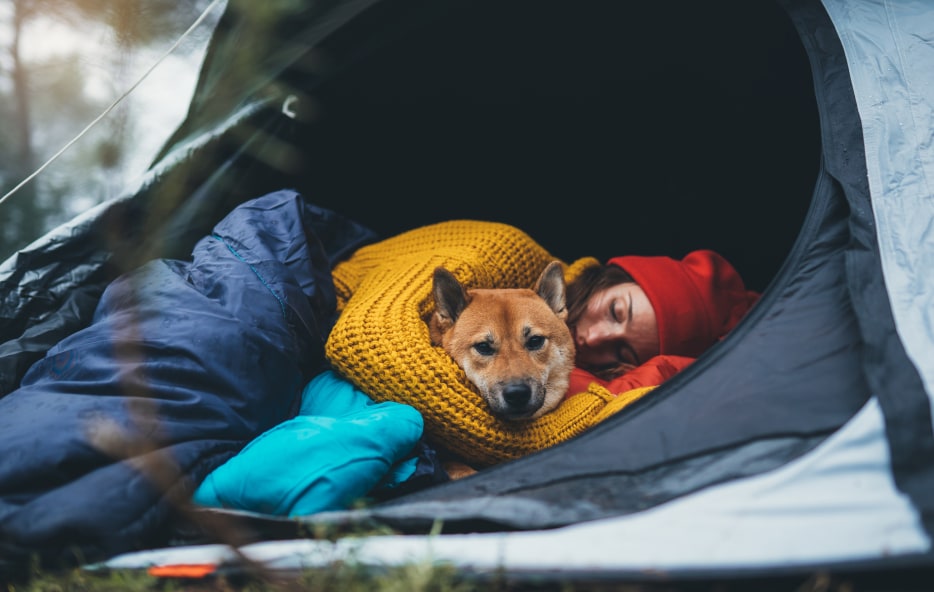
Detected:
left=610, top=300, right=623, bottom=323
left=611, top=295, right=633, bottom=325
left=619, top=301, right=640, bottom=367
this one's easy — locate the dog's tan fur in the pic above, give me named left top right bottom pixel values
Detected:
left=429, top=261, right=576, bottom=422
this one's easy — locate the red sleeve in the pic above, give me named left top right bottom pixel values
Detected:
left=565, top=355, right=696, bottom=398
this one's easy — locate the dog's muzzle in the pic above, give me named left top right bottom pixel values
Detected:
left=493, top=381, right=543, bottom=419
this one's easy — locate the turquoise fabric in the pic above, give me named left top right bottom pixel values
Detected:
left=192, top=371, right=423, bottom=516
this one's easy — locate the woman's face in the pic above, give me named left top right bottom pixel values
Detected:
left=571, top=282, right=660, bottom=374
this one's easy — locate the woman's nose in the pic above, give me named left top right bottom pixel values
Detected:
left=579, top=322, right=611, bottom=348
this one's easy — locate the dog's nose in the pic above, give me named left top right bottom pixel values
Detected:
left=502, top=383, right=532, bottom=408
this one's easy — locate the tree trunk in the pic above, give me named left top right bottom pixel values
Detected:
left=2, top=0, right=42, bottom=260
left=11, top=0, right=35, bottom=177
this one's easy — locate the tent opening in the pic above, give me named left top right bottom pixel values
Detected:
left=270, top=0, right=821, bottom=292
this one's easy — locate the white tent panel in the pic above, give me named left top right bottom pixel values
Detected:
left=822, top=0, right=934, bottom=420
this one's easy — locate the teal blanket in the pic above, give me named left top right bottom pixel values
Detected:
left=193, top=371, right=424, bottom=516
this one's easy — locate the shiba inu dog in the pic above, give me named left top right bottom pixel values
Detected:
left=429, top=261, right=576, bottom=421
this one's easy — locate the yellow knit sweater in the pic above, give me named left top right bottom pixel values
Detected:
left=326, top=220, right=654, bottom=467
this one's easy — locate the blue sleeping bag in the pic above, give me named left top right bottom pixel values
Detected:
left=0, top=190, right=377, bottom=565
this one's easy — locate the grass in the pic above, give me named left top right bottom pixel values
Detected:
left=7, top=561, right=485, bottom=592
left=3, top=559, right=893, bottom=592
left=8, top=561, right=598, bottom=592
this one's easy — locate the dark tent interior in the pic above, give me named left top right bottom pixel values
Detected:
left=152, top=0, right=819, bottom=294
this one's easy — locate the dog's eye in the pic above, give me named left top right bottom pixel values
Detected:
left=526, top=335, right=545, bottom=351
left=473, top=342, right=495, bottom=356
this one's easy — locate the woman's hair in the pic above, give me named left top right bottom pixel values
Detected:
left=565, top=263, right=637, bottom=381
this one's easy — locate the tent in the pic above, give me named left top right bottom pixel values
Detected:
left=2, top=0, right=934, bottom=586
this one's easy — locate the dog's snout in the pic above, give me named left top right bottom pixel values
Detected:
left=502, top=383, right=532, bottom=408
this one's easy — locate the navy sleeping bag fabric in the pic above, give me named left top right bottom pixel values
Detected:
left=0, top=189, right=376, bottom=565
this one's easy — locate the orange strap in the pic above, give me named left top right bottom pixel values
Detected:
left=148, top=563, right=217, bottom=578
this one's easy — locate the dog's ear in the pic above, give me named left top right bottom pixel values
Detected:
left=534, top=261, right=568, bottom=321
left=430, top=267, right=469, bottom=345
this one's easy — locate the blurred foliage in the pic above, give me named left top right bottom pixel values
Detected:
left=0, top=0, right=217, bottom=262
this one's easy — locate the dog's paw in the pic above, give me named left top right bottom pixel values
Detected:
left=442, top=460, right=478, bottom=480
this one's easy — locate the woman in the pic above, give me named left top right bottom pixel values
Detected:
left=564, top=250, right=761, bottom=396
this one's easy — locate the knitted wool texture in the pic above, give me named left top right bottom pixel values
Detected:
left=326, top=220, right=655, bottom=467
